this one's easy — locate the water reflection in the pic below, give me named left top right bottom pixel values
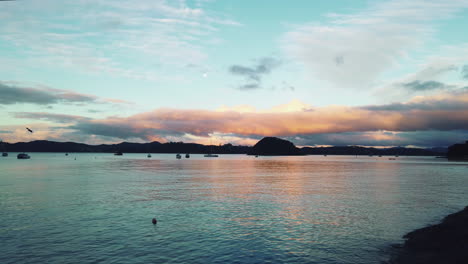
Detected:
left=3, top=154, right=467, bottom=264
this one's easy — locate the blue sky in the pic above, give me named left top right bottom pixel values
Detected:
left=1, top=0, right=468, bottom=147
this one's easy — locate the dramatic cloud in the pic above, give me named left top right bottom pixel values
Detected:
left=229, top=57, right=281, bottom=89
left=0, top=123, right=75, bottom=143
left=365, top=89, right=468, bottom=111
left=291, top=130, right=468, bottom=148
left=0, top=82, right=129, bottom=105
left=0, top=82, right=97, bottom=105
left=283, top=0, right=468, bottom=88
left=10, top=90, right=468, bottom=147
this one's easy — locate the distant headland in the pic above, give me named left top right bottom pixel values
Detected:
left=447, top=141, right=468, bottom=160
left=0, top=137, right=451, bottom=156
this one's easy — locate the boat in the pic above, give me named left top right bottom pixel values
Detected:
left=185, top=153, right=190, bottom=158
left=1, top=140, right=7, bottom=157
left=114, top=151, right=123, bottom=156
left=204, top=141, right=218, bottom=158
left=147, top=153, right=152, bottom=158
left=176, top=154, right=182, bottom=159
left=17, top=153, right=30, bottom=159
left=204, top=154, right=218, bottom=158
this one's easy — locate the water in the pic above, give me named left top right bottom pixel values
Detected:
left=1, top=153, right=467, bottom=263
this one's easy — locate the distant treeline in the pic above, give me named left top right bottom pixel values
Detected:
left=301, top=146, right=446, bottom=156
left=1, top=140, right=447, bottom=156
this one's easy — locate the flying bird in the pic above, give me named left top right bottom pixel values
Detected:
left=26, top=127, right=33, bottom=133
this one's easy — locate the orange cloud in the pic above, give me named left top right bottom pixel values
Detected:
left=8, top=92, right=468, bottom=146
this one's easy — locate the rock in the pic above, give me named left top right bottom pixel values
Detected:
left=391, top=206, right=468, bottom=264
left=447, top=141, right=468, bottom=160
left=248, top=137, right=303, bottom=156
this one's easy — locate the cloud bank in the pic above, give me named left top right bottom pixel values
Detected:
left=8, top=90, right=468, bottom=147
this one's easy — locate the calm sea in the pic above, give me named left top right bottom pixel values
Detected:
left=1, top=153, right=467, bottom=263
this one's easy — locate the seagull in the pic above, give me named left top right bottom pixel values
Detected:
left=26, top=127, right=33, bottom=133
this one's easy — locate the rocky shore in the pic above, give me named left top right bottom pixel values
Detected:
left=390, top=206, right=468, bottom=264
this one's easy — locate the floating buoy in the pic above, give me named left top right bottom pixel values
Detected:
left=152, top=218, right=157, bottom=225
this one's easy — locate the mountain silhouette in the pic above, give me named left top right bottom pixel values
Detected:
left=248, top=137, right=303, bottom=156
left=0, top=139, right=447, bottom=156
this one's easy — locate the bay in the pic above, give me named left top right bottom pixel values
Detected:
left=1, top=153, right=467, bottom=263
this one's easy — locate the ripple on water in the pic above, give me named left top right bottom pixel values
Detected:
left=1, top=154, right=467, bottom=263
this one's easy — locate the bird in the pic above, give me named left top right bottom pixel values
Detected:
left=26, top=127, right=33, bottom=133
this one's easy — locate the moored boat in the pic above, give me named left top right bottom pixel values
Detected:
left=17, top=153, right=30, bottom=159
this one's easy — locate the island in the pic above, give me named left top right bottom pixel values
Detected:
left=390, top=206, right=468, bottom=264
left=248, top=137, right=304, bottom=156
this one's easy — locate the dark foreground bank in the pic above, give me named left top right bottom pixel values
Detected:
left=390, top=206, right=468, bottom=264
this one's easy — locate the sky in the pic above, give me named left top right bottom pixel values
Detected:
left=1, top=0, right=468, bottom=148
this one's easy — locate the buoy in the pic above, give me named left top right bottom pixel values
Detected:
left=152, top=218, right=157, bottom=225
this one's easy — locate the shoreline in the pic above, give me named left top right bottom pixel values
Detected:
left=390, top=206, right=468, bottom=264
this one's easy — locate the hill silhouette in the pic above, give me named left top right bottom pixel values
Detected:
left=3, top=140, right=249, bottom=154
left=248, top=137, right=303, bottom=156
left=447, top=141, right=468, bottom=160
left=1, top=139, right=446, bottom=156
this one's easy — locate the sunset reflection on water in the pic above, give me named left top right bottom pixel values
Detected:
left=3, top=154, right=467, bottom=264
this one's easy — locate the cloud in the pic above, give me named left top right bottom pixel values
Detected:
left=0, top=82, right=130, bottom=106
left=238, top=83, right=260, bottom=90
left=12, top=112, right=91, bottom=123
left=229, top=57, right=281, bottom=89
left=402, top=80, right=446, bottom=91
left=282, top=0, right=468, bottom=88
left=462, top=65, right=468, bottom=79
left=9, top=91, right=468, bottom=147
left=291, top=130, right=468, bottom=148
left=10, top=91, right=468, bottom=144
left=0, top=123, right=75, bottom=143
left=365, top=88, right=468, bottom=111
left=0, top=82, right=97, bottom=105
left=0, top=0, right=240, bottom=80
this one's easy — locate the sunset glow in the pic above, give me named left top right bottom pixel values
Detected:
left=1, top=0, right=468, bottom=147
